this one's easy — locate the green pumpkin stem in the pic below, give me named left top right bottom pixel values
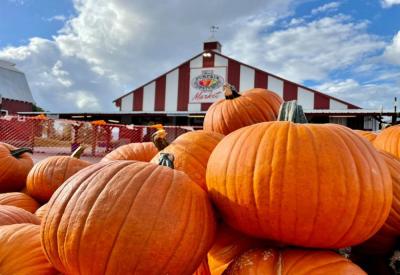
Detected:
left=278, top=100, right=308, bottom=123
left=71, top=146, right=85, bottom=159
left=158, top=153, right=174, bottom=169
left=10, top=147, right=33, bottom=158
left=224, top=83, right=241, bottom=100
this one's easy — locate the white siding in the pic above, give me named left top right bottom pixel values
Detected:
left=121, top=94, right=133, bottom=112
left=330, top=99, right=348, bottom=110
left=214, top=54, right=228, bottom=67
left=297, top=87, right=314, bottom=109
left=267, top=76, right=283, bottom=98
left=190, top=56, right=203, bottom=68
left=143, top=82, right=156, bottom=112
left=165, top=69, right=179, bottom=112
left=188, top=103, right=201, bottom=112
left=239, top=65, right=255, bottom=93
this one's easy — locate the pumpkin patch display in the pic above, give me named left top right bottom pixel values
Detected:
left=101, top=142, right=158, bottom=162
left=0, top=192, right=40, bottom=213
left=0, top=205, right=40, bottom=226
left=203, top=85, right=283, bottom=135
left=41, top=158, right=216, bottom=275
left=0, top=224, right=58, bottom=274
left=151, top=130, right=224, bottom=190
left=354, top=130, right=378, bottom=143
left=26, top=146, right=91, bottom=203
left=206, top=121, right=392, bottom=248
left=374, top=125, right=400, bottom=158
left=223, top=248, right=366, bottom=274
left=0, top=142, right=34, bottom=192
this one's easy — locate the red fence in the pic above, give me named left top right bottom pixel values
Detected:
left=0, top=115, right=201, bottom=158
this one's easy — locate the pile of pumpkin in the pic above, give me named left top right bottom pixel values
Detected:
left=1, top=85, right=400, bottom=274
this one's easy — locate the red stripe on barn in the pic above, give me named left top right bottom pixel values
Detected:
left=314, top=93, right=330, bottom=109
left=283, top=81, right=298, bottom=101
left=177, top=62, right=190, bottom=111
left=133, top=87, right=143, bottom=111
left=154, top=76, right=166, bottom=111
left=254, top=70, right=268, bottom=89
left=201, top=103, right=212, bottom=111
left=227, top=59, right=240, bottom=90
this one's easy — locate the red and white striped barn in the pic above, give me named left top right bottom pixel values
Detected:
left=113, top=41, right=381, bottom=129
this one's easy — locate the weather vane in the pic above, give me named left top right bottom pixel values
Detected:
left=210, top=25, right=219, bottom=40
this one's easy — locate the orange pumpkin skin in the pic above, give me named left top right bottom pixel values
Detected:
left=0, top=224, right=58, bottom=274
left=207, top=122, right=392, bottom=248
left=374, top=125, right=400, bottom=158
left=208, top=223, right=271, bottom=275
left=203, top=89, right=283, bottom=135
left=0, top=142, right=33, bottom=192
left=0, top=192, right=40, bottom=213
left=0, top=205, right=40, bottom=225
left=224, top=248, right=366, bottom=275
left=354, top=130, right=377, bottom=142
left=101, top=142, right=158, bottom=162
left=35, top=203, right=49, bottom=221
left=194, top=258, right=211, bottom=275
left=151, top=130, right=224, bottom=190
left=26, top=156, right=91, bottom=203
left=41, top=161, right=216, bottom=275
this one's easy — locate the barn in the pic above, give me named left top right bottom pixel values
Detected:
left=0, top=60, right=34, bottom=115
left=113, top=41, right=383, bottom=130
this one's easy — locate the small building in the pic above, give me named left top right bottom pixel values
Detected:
left=0, top=60, right=34, bottom=115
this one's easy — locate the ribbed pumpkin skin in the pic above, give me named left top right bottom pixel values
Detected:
left=354, top=130, right=377, bottom=142
left=151, top=131, right=224, bottom=190
left=41, top=161, right=216, bottom=275
left=0, top=205, right=40, bottom=225
left=203, top=89, right=283, bottom=135
left=0, top=224, right=58, bottom=274
left=224, top=248, right=366, bottom=275
left=0, top=142, right=33, bottom=192
left=26, top=156, right=91, bottom=203
left=207, top=121, right=392, bottom=248
left=0, top=192, right=39, bottom=213
left=35, top=203, right=49, bottom=221
left=101, top=142, right=158, bottom=162
left=374, top=125, right=400, bottom=158
left=208, top=223, right=270, bottom=275
left=194, top=259, right=211, bottom=275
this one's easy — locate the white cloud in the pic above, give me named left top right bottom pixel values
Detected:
left=384, top=31, right=400, bottom=64
left=311, top=2, right=341, bottom=15
left=46, top=15, right=67, bottom=22
left=381, top=0, right=400, bottom=8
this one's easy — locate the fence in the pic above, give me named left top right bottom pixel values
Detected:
left=0, top=115, right=201, bottom=160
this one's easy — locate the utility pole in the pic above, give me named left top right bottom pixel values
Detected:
left=393, top=96, right=397, bottom=125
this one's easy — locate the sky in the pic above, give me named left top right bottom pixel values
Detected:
left=0, top=0, right=399, bottom=112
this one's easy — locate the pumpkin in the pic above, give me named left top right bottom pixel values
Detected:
left=0, top=224, right=58, bottom=274
left=0, top=142, right=33, bottom=192
left=0, top=192, right=40, bottom=213
left=354, top=130, right=378, bottom=142
left=0, top=205, right=40, bottom=225
left=41, top=159, right=216, bottom=275
left=206, top=121, right=392, bottom=248
left=203, top=85, right=283, bottom=135
left=26, top=146, right=91, bottom=203
left=208, top=223, right=273, bottom=275
left=35, top=203, right=49, bottom=220
left=151, top=130, right=224, bottom=190
left=101, top=142, right=158, bottom=162
left=194, top=258, right=211, bottom=275
left=374, top=125, right=400, bottom=158
left=224, top=248, right=366, bottom=274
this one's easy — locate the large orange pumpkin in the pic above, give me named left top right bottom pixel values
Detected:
left=224, top=248, right=366, bottom=274
left=203, top=87, right=283, bottom=135
left=0, top=205, right=40, bottom=226
left=374, top=125, right=400, bottom=158
left=35, top=203, right=49, bottom=221
left=0, top=142, right=33, bottom=192
left=151, top=130, right=224, bottom=190
left=0, top=192, right=39, bottom=213
left=354, top=130, right=377, bottom=142
left=26, top=148, right=91, bottom=203
left=193, top=258, right=211, bottom=275
left=0, top=224, right=57, bottom=274
left=101, top=142, right=158, bottom=162
left=41, top=160, right=216, bottom=275
left=207, top=121, right=392, bottom=248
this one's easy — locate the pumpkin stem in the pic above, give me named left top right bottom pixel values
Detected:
left=278, top=100, right=308, bottom=123
left=151, top=129, right=169, bottom=151
left=158, top=153, right=174, bottom=169
left=10, top=147, right=33, bottom=158
left=224, top=83, right=240, bottom=100
left=71, top=146, right=85, bottom=159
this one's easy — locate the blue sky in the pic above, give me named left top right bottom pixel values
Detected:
left=0, top=0, right=399, bottom=111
